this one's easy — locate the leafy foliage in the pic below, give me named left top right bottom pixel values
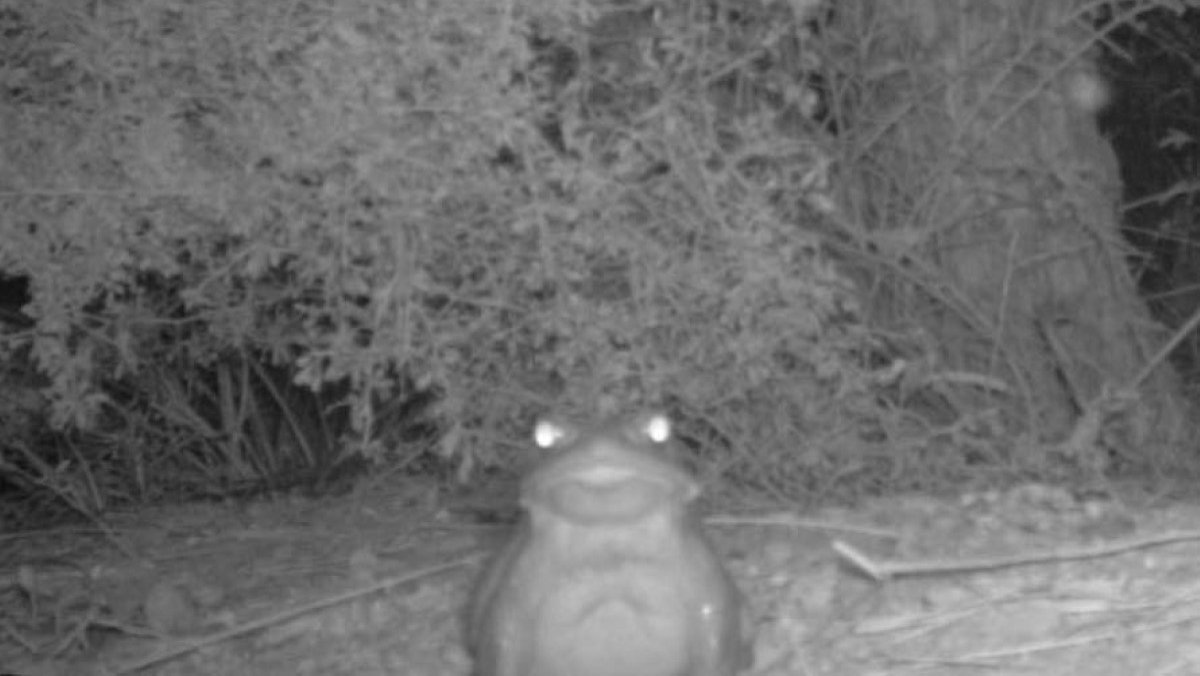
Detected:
left=0, top=0, right=883, bottom=511
left=11, top=0, right=1187, bottom=518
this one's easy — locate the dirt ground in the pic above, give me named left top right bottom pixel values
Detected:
left=3, top=477, right=1200, bottom=676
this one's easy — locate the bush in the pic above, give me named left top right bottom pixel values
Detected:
left=0, top=0, right=946, bottom=513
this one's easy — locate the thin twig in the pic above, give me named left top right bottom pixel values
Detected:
left=835, top=529, right=1200, bottom=582
left=103, top=556, right=477, bottom=675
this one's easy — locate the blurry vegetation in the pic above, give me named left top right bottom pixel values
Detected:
left=1100, top=12, right=1200, bottom=378
left=1, top=0, right=1198, bottom=524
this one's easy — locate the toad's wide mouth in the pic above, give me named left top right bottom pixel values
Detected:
left=538, top=475, right=679, bottom=523
left=525, top=451, right=698, bottom=524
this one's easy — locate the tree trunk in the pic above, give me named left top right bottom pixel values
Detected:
left=837, top=0, right=1190, bottom=471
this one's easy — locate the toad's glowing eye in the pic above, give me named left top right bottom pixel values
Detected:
left=533, top=419, right=569, bottom=449
left=643, top=414, right=671, bottom=444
